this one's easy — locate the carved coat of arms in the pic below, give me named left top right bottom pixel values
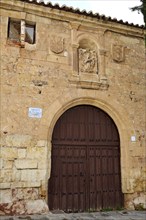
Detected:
left=50, top=35, right=64, bottom=54
left=112, top=44, right=125, bottom=62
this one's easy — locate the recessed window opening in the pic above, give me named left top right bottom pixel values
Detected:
left=8, top=18, right=36, bottom=45
left=25, top=23, right=35, bottom=44
left=8, top=18, right=21, bottom=42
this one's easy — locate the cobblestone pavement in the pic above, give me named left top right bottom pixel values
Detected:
left=0, top=211, right=146, bottom=220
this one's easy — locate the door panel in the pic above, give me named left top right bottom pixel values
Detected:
left=49, top=145, right=87, bottom=212
left=48, top=105, right=123, bottom=212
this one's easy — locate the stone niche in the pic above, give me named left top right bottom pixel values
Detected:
left=79, top=38, right=98, bottom=75
left=78, top=38, right=99, bottom=85
left=70, top=37, right=108, bottom=90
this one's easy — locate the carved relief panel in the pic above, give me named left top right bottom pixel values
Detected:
left=78, top=38, right=98, bottom=75
left=79, top=48, right=98, bottom=74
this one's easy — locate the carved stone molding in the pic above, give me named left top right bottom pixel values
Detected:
left=70, top=80, right=109, bottom=90
left=78, top=81, right=108, bottom=90
left=69, top=73, right=109, bottom=90
left=72, top=43, right=79, bottom=49
left=70, top=22, right=81, bottom=30
left=99, top=49, right=107, bottom=56
left=20, top=20, right=25, bottom=48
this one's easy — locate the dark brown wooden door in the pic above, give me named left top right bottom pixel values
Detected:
left=48, top=105, right=123, bottom=212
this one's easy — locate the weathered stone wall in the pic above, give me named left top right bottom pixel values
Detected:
left=0, top=0, right=145, bottom=215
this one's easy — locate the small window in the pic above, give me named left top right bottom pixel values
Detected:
left=8, top=18, right=36, bottom=45
left=25, top=23, right=35, bottom=44
left=8, top=18, right=21, bottom=42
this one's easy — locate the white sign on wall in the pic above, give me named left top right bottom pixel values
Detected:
left=28, top=107, right=42, bottom=118
left=131, top=135, right=136, bottom=142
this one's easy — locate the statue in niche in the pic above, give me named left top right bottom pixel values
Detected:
left=79, top=48, right=97, bottom=73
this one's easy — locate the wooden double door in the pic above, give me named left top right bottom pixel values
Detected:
left=48, top=105, right=123, bottom=212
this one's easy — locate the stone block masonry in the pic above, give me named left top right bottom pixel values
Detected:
left=0, top=135, right=48, bottom=215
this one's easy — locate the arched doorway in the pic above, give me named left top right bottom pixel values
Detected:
left=48, top=105, right=123, bottom=212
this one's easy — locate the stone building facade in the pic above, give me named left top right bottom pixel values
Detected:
left=0, top=0, right=146, bottom=215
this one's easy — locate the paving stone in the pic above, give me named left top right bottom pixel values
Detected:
left=0, top=217, right=14, bottom=220
left=0, top=211, right=146, bottom=220
left=18, top=216, right=32, bottom=219
left=130, top=218, right=146, bottom=220
left=30, top=216, right=50, bottom=220
left=51, top=210, right=65, bottom=214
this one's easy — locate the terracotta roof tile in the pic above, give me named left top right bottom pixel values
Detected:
left=19, top=0, right=144, bottom=29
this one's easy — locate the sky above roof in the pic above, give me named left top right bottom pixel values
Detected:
left=43, top=0, right=144, bottom=25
